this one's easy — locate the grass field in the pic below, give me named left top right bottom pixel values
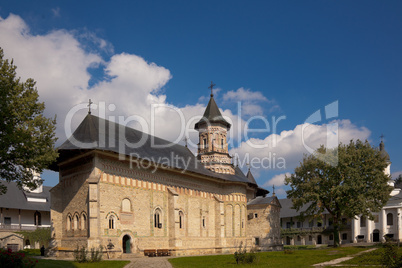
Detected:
left=168, top=246, right=370, bottom=268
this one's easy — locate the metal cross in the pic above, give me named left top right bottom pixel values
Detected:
left=88, top=99, right=93, bottom=114
left=380, top=134, right=385, bottom=142
left=208, top=81, right=216, bottom=97
left=273, top=185, right=275, bottom=194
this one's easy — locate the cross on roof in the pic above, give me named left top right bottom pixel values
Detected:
left=88, top=99, right=93, bottom=114
left=208, top=81, right=216, bottom=97
left=380, top=134, right=385, bottom=142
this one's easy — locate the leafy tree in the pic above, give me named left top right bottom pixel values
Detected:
left=0, top=47, right=58, bottom=194
left=285, top=140, right=392, bottom=247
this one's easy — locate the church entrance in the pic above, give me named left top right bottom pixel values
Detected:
left=373, top=229, right=380, bottom=242
left=317, top=235, right=322, bottom=244
left=122, top=235, right=131, bottom=253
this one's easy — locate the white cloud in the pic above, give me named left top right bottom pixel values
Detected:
left=263, top=172, right=291, bottom=188
left=231, top=119, right=371, bottom=172
left=223, top=87, right=268, bottom=102
left=223, top=87, right=273, bottom=116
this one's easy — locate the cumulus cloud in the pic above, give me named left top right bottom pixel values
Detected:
left=231, top=119, right=371, bottom=172
left=263, top=172, right=291, bottom=188
left=223, top=87, right=274, bottom=116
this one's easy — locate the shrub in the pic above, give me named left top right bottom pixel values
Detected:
left=0, top=248, right=38, bottom=268
left=73, top=246, right=103, bottom=263
left=381, top=239, right=402, bottom=268
left=233, top=243, right=257, bottom=264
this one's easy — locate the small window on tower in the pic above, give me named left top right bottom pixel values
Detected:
left=221, top=139, right=224, bottom=149
left=203, top=138, right=207, bottom=149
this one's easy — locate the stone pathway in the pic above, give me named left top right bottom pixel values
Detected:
left=313, top=248, right=378, bottom=267
left=123, top=256, right=173, bottom=268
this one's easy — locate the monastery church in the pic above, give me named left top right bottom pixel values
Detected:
left=49, top=91, right=282, bottom=257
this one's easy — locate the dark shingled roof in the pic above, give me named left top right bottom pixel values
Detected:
left=247, top=195, right=280, bottom=207
left=195, top=95, right=231, bottom=129
left=279, top=198, right=329, bottom=218
left=0, top=180, right=50, bottom=211
left=246, top=169, right=257, bottom=185
left=54, top=114, right=251, bottom=184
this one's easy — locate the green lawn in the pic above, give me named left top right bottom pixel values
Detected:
left=331, top=247, right=402, bottom=267
left=169, top=247, right=370, bottom=268
left=35, top=259, right=130, bottom=268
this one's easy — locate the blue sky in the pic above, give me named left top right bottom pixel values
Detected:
left=1, top=1, right=401, bottom=198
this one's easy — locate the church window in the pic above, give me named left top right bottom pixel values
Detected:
left=360, top=216, right=366, bottom=227
left=122, top=198, right=131, bottom=212
left=81, top=213, right=87, bottom=230
left=317, top=221, right=322, bottom=227
left=374, top=215, right=379, bottom=223
left=297, top=236, right=301, bottom=241
left=179, top=211, right=184, bottom=229
left=309, top=220, right=314, bottom=227
left=67, top=215, right=72, bottom=231
left=202, top=216, right=206, bottom=228
left=254, top=213, right=258, bottom=218
left=308, top=235, right=312, bottom=241
left=221, top=139, right=224, bottom=149
left=255, top=237, right=260, bottom=246
left=34, top=211, right=41, bottom=226
left=203, top=138, right=207, bottom=149
left=109, top=215, right=115, bottom=229
left=387, top=213, right=393, bottom=226
left=297, top=221, right=301, bottom=228
left=328, top=218, right=333, bottom=226
left=342, top=233, right=347, bottom=240
left=154, top=208, right=162, bottom=229
left=329, top=234, right=334, bottom=240
left=74, top=214, right=79, bottom=230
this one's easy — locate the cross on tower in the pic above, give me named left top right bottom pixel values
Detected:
left=380, top=134, right=385, bottom=142
left=208, top=81, right=216, bottom=97
left=88, top=99, right=93, bottom=114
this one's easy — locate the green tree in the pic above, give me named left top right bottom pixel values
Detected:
left=285, top=140, right=392, bottom=247
left=0, top=47, right=58, bottom=194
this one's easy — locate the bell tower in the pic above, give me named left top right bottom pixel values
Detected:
left=195, top=82, right=234, bottom=174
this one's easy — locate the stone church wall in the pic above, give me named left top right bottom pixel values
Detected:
left=247, top=203, right=283, bottom=251
left=51, top=153, right=257, bottom=257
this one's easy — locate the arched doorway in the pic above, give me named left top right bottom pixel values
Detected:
left=317, top=235, right=322, bottom=244
left=373, top=229, right=380, bottom=242
left=122, top=235, right=131, bottom=253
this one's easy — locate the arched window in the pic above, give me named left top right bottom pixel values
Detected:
left=81, top=213, right=87, bottom=230
left=74, top=214, right=79, bottom=230
left=109, top=215, right=115, bottom=229
left=122, top=198, right=131, bottom=212
left=34, top=211, right=41, bottom=226
left=360, top=216, right=366, bottom=227
left=67, top=215, right=72, bottom=231
left=387, top=213, right=393, bottom=226
left=154, top=208, right=162, bottom=229
left=179, top=211, right=184, bottom=229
